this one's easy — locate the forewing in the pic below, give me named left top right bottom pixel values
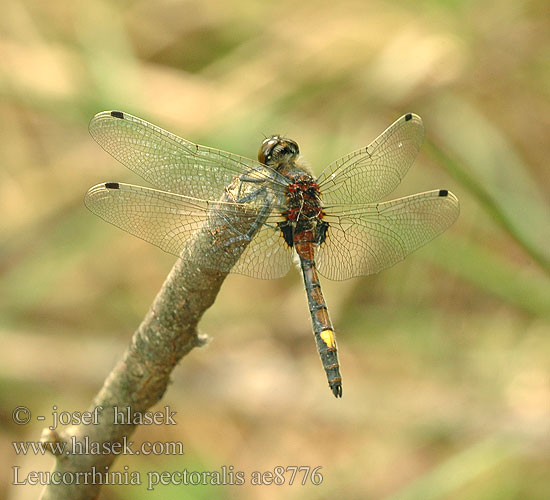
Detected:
left=89, top=111, right=287, bottom=200
left=84, top=182, right=292, bottom=279
left=317, top=113, right=425, bottom=205
left=85, top=182, right=211, bottom=256
left=316, top=189, right=459, bottom=280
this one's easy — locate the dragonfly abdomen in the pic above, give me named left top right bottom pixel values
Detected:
left=296, top=233, right=343, bottom=398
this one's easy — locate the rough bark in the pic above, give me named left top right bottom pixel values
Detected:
left=40, top=190, right=261, bottom=499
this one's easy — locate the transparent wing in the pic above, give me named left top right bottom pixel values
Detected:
left=317, top=113, right=425, bottom=205
left=316, top=189, right=459, bottom=280
left=84, top=182, right=292, bottom=279
left=231, top=223, right=294, bottom=279
left=89, top=111, right=288, bottom=200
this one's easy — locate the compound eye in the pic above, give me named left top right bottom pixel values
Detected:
left=258, top=137, right=278, bottom=164
left=286, top=140, right=299, bottom=156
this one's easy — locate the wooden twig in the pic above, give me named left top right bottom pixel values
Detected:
left=40, top=190, right=261, bottom=499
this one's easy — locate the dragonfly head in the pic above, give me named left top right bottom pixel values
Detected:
left=258, top=135, right=299, bottom=168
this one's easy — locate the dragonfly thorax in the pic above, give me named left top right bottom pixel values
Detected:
left=285, top=176, right=323, bottom=220
left=278, top=171, right=327, bottom=250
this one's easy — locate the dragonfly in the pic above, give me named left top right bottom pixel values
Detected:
left=85, top=110, right=460, bottom=398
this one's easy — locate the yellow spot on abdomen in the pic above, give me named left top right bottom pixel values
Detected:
left=320, top=329, right=336, bottom=349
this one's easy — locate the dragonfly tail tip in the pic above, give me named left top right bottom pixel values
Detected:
left=330, top=383, right=343, bottom=398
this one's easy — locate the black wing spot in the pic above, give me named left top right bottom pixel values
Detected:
left=438, top=189, right=449, bottom=197
left=405, top=113, right=412, bottom=121
left=110, top=111, right=124, bottom=119
left=105, top=182, right=120, bottom=189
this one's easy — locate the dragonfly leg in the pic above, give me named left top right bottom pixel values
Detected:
left=215, top=196, right=274, bottom=248
left=233, top=184, right=267, bottom=204
left=243, top=201, right=272, bottom=239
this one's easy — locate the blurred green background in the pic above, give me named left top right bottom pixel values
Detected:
left=1, top=0, right=549, bottom=499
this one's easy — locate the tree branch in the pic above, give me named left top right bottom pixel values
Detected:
left=40, top=189, right=261, bottom=499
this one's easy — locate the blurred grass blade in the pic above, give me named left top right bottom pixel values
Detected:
left=422, top=234, right=550, bottom=318
left=384, top=435, right=522, bottom=500
left=425, top=97, right=550, bottom=275
left=425, top=139, right=550, bottom=276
